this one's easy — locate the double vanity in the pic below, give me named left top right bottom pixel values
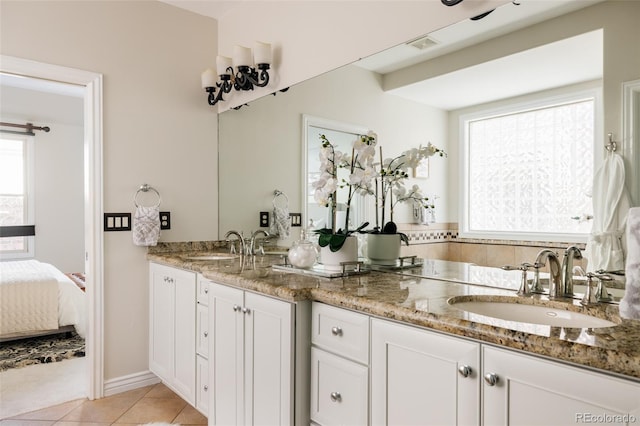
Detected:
left=147, top=241, right=640, bottom=425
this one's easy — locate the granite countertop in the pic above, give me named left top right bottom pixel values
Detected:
left=147, top=243, right=640, bottom=381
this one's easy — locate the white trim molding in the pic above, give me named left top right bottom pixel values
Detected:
left=623, top=79, right=640, bottom=207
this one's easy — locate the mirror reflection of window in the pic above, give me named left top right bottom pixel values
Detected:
left=462, top=91, right=597, bottom=241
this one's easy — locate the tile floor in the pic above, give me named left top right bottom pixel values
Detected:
left=0, top=383, right=207, bottom=425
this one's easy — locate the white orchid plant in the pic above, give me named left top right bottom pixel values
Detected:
left=312, top=133, right=374, bottom=252
left=375, top=141, right=447, bottom=238
left=312, top=131, right=445, bottom=251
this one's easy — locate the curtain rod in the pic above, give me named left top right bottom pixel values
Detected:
left=0, top=121, right=51, bottom=136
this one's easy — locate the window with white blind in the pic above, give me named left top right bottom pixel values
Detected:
left=460, top=90, right=599, bottom=242
left=0, top=134, right=35, bottom=258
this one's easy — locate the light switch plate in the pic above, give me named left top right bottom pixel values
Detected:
left=290, top=213, right=302, bottom=227
left=104, top=213, right=131, bottom=231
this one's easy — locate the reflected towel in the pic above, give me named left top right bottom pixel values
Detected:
left=270, top=204, right=291, bottom=239
left=133, top=206, right=160, bottom=246
left=585, top=151, right=631, bottom=272
left=620, top=207, right=640, bottom=319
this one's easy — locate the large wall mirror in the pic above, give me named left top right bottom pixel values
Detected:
left=219, top=0, right=639, bottom=268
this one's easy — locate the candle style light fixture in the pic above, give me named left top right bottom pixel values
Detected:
left=201, top=41, right=272, bottom=106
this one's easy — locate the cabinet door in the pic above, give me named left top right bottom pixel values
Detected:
left=310, top=347, right=368, bottom=426
left=196, top=354, right=209, bottom=416
left=371, top=318, right=480, bottom=426
left=196, top=303, right=209, bottom=357
left=244, top=291, right=294, bottom=426
left=172, top=267, right=197, bottom=403
left=149, top=263, right=196, bottom=404
left=210, top=283, right=244, bottom=426
left=483, top=346, right=640, bottom=426
left=149, top=263, right=176, bottom=381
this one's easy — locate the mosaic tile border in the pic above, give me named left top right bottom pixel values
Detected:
left=401, top=227, right=586, bottom=250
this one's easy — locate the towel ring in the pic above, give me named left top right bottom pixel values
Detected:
left=273, top=189, right=289, bottom=208
left=134, top=184, right=161, bottom=208
left=605, top=133, right=617, bottom=152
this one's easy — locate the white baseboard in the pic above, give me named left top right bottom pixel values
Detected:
left=103, top=370, right=160, bottom=397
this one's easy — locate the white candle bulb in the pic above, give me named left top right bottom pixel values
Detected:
left=201, top=68, right=216, bottom=88
left=233, top=45, right=253, bottom=68
left=216, top=56, right=233, bottom=76
left=253, top=41, right=272, bottom=65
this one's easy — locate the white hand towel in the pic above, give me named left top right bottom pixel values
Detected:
left=133, top=206, right=160, bottom=246
left=620, top=207, right=640, bottom=319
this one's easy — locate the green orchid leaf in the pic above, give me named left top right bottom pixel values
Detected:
left=329, top=234, right=347, bottom=252
left=317, top=233, right=332, bottom=247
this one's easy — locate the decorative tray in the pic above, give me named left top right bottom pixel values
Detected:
left=368, top=256, right=424, bottom=271
left=272, top=261, right=370, bottom=278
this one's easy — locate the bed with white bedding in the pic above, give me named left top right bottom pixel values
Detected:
left=0, top=259, right=86, bottom=341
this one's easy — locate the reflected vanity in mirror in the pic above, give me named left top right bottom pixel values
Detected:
left=218, top=0, right=638, bottom=291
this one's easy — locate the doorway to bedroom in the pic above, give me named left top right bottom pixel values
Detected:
left=0, top=59, right=103, bottom=418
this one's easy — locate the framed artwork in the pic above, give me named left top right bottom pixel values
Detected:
left=413, top=158, right=429, bottom=178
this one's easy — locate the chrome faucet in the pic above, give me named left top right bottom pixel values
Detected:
left=249, top=230, right=270, bottom=255
left=561, top=246, right=583, bottom=297
left=225, top=230, right=246, bottom=256
left=534, top=249, right=562, bottom=298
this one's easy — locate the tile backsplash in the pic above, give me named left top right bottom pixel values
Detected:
left=398, top=223, right=587, bottom=270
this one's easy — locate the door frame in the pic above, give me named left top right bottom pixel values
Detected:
left=1, top=55, right=104, bottom=399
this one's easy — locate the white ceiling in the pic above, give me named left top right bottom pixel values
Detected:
left=387, top=29, right=603, bottom=110
left=0, top=75, right=84, bottom=126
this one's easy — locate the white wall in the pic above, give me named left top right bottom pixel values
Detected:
left=1, top=0, right=218, bottom=382
left=35, top=122, right=85, bottom=272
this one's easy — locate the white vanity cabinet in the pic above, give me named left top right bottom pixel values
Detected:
left=149, top=263, right=197, bottom=405
left=208, top=282, right=304, bottom=426
left=482, top=346, right=640, bottom=425
left=195, top=275, right=210, bottom=415
left=370, top=318, right=480, bottom=426
left=310, top=302, right=370, bottom=426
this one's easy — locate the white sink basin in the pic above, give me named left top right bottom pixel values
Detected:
left=448, top=296, right=617, bottom=329
left=184, top=254, right=238, bottom=261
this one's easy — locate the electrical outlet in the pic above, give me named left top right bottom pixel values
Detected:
left=290, top=213, right=302, bottom=227
left=160, top=211, right=171, bottom=230
left=260, top=211, right=270, bottom=227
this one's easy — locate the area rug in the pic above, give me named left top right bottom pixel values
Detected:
left=0, top=332, right=85, bottom=371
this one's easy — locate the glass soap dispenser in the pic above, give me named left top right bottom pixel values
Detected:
left=287, top=228, right=318, bottom=269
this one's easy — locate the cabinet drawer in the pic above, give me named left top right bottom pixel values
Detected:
left=312, top=302, right=369, bottom=363
left=196, top=355, right=209, bottom=416
left=311, top=347, right=368, bottom=426
left=196, top=303, right=209, bottom=357
left=196, top=275, right=210, bottom=305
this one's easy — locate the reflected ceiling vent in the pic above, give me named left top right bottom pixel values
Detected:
left=407, top=35, right=439, bottom=50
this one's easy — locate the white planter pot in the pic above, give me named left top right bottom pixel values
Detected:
left=319, top=235, right=358, bottom=271
left=367, top=233, right=401, bottom=265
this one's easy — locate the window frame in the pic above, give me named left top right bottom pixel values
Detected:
left=458, top=87, right=603, bottom=243
left=0, top=133, right=35, bottom=259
